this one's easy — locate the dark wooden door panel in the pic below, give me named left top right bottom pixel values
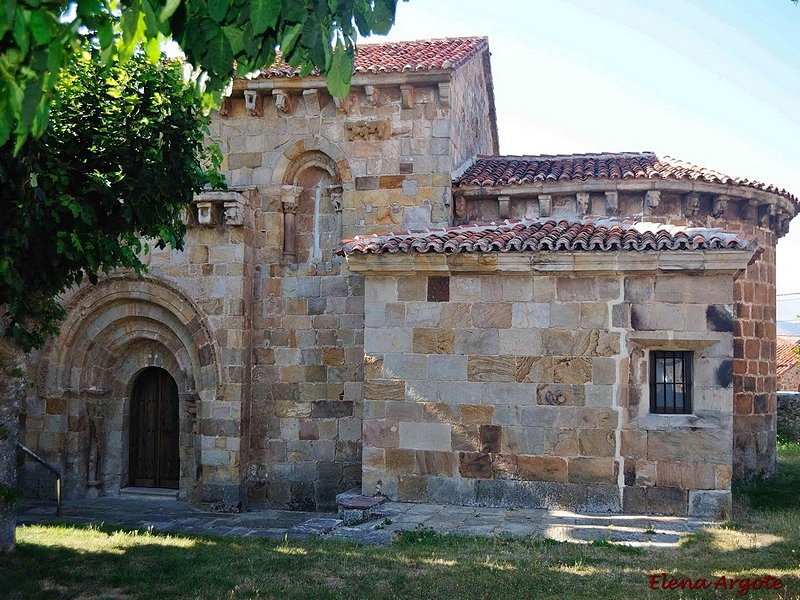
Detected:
left=130, top=367, right=179, bottom=489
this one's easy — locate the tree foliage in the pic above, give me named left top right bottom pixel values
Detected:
left=0, top=49, right=223, bottom=350
left=1, top=0, right=404, bottom=149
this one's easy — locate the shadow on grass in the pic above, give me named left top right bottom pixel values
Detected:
left=735, top=441, right=800, bottom=511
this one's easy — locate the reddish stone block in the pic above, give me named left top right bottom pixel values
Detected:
left=479, top=424, right=502, bottom=453
left=656, top=461, right=682, bottom=487
left=517, top=455, right=567, bottom=482
left=459, top=452, right=493, bottom=478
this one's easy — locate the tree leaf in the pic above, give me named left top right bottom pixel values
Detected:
left=279, top=22, right=303, bottom=59
left=207, top=0, right=228, bottom=23
left=0, top=0, right=17, bottom=39
left=250, top=0, right=280, bottom=35
left=325, top=41, right=351, bottom=99
left=158, top=0, right=181, bottom=22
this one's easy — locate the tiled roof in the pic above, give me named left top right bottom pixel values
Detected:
left=342, top=218, right=755, bottom=255
left=260, top=37, right=488, bottom=78
left=453, top=152, right=797, bottom=204
left=777, top=336, right=800, bottom=376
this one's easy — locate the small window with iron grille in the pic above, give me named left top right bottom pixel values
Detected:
left=650, top=351, right=693, bottom=414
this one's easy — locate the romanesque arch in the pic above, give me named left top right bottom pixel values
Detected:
left=36, top=274, right=221, bottom=500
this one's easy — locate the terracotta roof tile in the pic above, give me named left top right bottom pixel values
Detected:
left=260, top=37, right=487, bottom=79
left=342, top=218, right=755, bottom=255
left=453, top=152, right=797, bottom=204
left=777, top=336, right=800, bottom=376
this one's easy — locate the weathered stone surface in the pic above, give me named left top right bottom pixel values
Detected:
left=578, top=429, right=616, bottom=457
left=688, top=490, right=731, bottom=519
left=479, top=424, right=502, bottom=453
left=647, top=487, right=688, bottom=516
left=568, top=457, right=616, bottom=484
left=398, top=475, right=429, bottom=502
left=517, top=456, right=567, bottom=482
left=386, top=449, right=416, bottom=474
left=647, top=429, right=732, bottom=463
left=471, top=303, right=512, bottom=328
left=620, top=430, right=647, bottom=460
left=491, top=454, right=519, bottom=479
left=415, top=450, right=456, bottom=476
left=537, top=384, right=584, bottom=407
left=516, top=356, right=553, bottom=383
left=459, top=452, right=493, bottom=478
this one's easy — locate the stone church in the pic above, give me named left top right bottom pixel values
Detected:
left=20, top=37, right=798, bottom=518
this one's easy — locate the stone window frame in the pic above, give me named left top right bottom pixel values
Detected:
left=649, top=350, right=694, bottom=414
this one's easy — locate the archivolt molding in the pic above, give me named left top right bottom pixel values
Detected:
left=38, top=274, right=222, bottom=400
left=270, top=136, right=353, bottom=188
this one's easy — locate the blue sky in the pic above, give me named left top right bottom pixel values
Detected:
left=371, top=0, right=800, bottom=322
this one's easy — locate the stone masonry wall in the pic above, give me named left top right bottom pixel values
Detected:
left=777, top=392, right=800, bottom=442
left=360, top=268, right=736, bottom=517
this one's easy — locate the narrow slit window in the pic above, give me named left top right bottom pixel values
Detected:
left=650, top=350, right=693, bottom=414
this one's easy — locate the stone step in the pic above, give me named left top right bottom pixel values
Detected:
left=336, top=491, right=387, bottom=525
left=119, top=487, right=178, bottom=501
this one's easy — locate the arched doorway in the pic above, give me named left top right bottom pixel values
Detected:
left=129, top=367, right=180, bottom=489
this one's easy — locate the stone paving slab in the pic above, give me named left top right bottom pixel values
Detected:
left=17, top=497, right=717, bottom=548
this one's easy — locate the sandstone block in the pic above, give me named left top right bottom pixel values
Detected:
left=553, top=357, right=592, bottom=384
left=451, top=424, right=481, bottom=452
left=499, top=329, right=542, bottom=355
left=492, top=454, right=519, bottom=479
left=440, top=302, right=473, bottom=327
left=399, top=421, right=451, bottom=451
left=502, top=276, right=534, bottom=302
left=592, top=357, right=617, bottom=385
left=537, top=384, right=584, bottom=407
left=647, top=429, right=732, bottom=463
left=568, top=457, right=616, bottom=484
left=471, top=303, right=512, bottom=328
left=511, top=302, right=550, bottom=328
left=427, top=354, right=468, bottom=381
left=415, top=450, right=457, bottom=476
left=516, top=356, right=553, bottom=383
left=479, top=424, right=502, bottom=453
left=517, top=455, right=568, bottom=483
left=398, top=476, right=429, bottom=502
left=461, top=404, right=494, bottom=425
left=557, top=277, right=598, bottom=301
left=620, top=430, right=647, bottom=460
left=550, top=303, right=580, bottom=328
left=656, top=461, right=682, bottom=487
left=647, top=486, right=687, bottom=516
left=578, top=429, right=615, bottom=457
left=541, top=329, right=573, bottom=356
left=362, top=420, right=399, bottom=449
left=580, top=303, right=608, bottom=328
left=459, top=452, right=493, bottom=478
left=386, top=448, right=416, bottom=474
left=454, top=329, right=499, bottom=355
left=384, top=353, right=428, bottom=380
left=519, top=405, right=560, bottom=428
left=275, top=401, right=312, bottom=418
left=413, top=328, right=455, bottom=354
left=468, top=355, right=516, bottom=382
left=501, top=426, right=544, bottom=455
left=364, top=327, right=412, bottom=353
left=688, top=490, right=731, bottom=519
left=364, top=380, right=406, bottom=402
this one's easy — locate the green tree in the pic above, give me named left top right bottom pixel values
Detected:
left=1, top=0, right=404, bottom=151
left=0, top=47, right=223, bottom=553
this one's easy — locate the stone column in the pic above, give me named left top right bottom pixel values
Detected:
left=281, top=186, right=301, bottom=264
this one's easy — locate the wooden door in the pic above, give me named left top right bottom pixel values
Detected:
left=129, top=367, right=179, bottom=489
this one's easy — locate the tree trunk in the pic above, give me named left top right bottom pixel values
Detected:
left=0, top=337, right=25, bottom=553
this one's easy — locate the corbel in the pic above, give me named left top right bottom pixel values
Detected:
left=645, top=190, right=660, bottom=214
left=302, top=89, right=321, bottom=116
left=454, top=195, right=467, bottom=221
left=399, top=84, right=414, bottom=109
left=363, top=85, right=380, bottom=106
left=438, top=82, right=451, bottom=109
left=576, top=192, right=590, bottom=215
left=196, top=201, right=215, bottom=227
left=223, top=200, right=245, bottom=226
left=272, top=89, right=294, bottom=115
left=218, top=97, right=232, bottom=117
left=712, top=195, right=728, bottom=218
left=243, top=90, right=263, bottom=117
left=684, top=192, right=700, bottom=217
left=498, top=195, right=510, bottom=220
left=538, top=194, right=552, bottom=218
left=329, top=184, right=344, bottom=213
left=605, top=191, right=618, bottom=215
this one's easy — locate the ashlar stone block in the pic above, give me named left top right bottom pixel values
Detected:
left=467, top=355, right=517, bottom=382
left=517, top=456, right=567, bottom=483
left=399, top=421, right=452, bottom=451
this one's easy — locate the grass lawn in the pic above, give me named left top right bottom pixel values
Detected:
left=2, top=442, right=799, bottom=600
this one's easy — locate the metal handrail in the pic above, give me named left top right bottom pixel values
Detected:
left=16, top=442, right=61, bottom=516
